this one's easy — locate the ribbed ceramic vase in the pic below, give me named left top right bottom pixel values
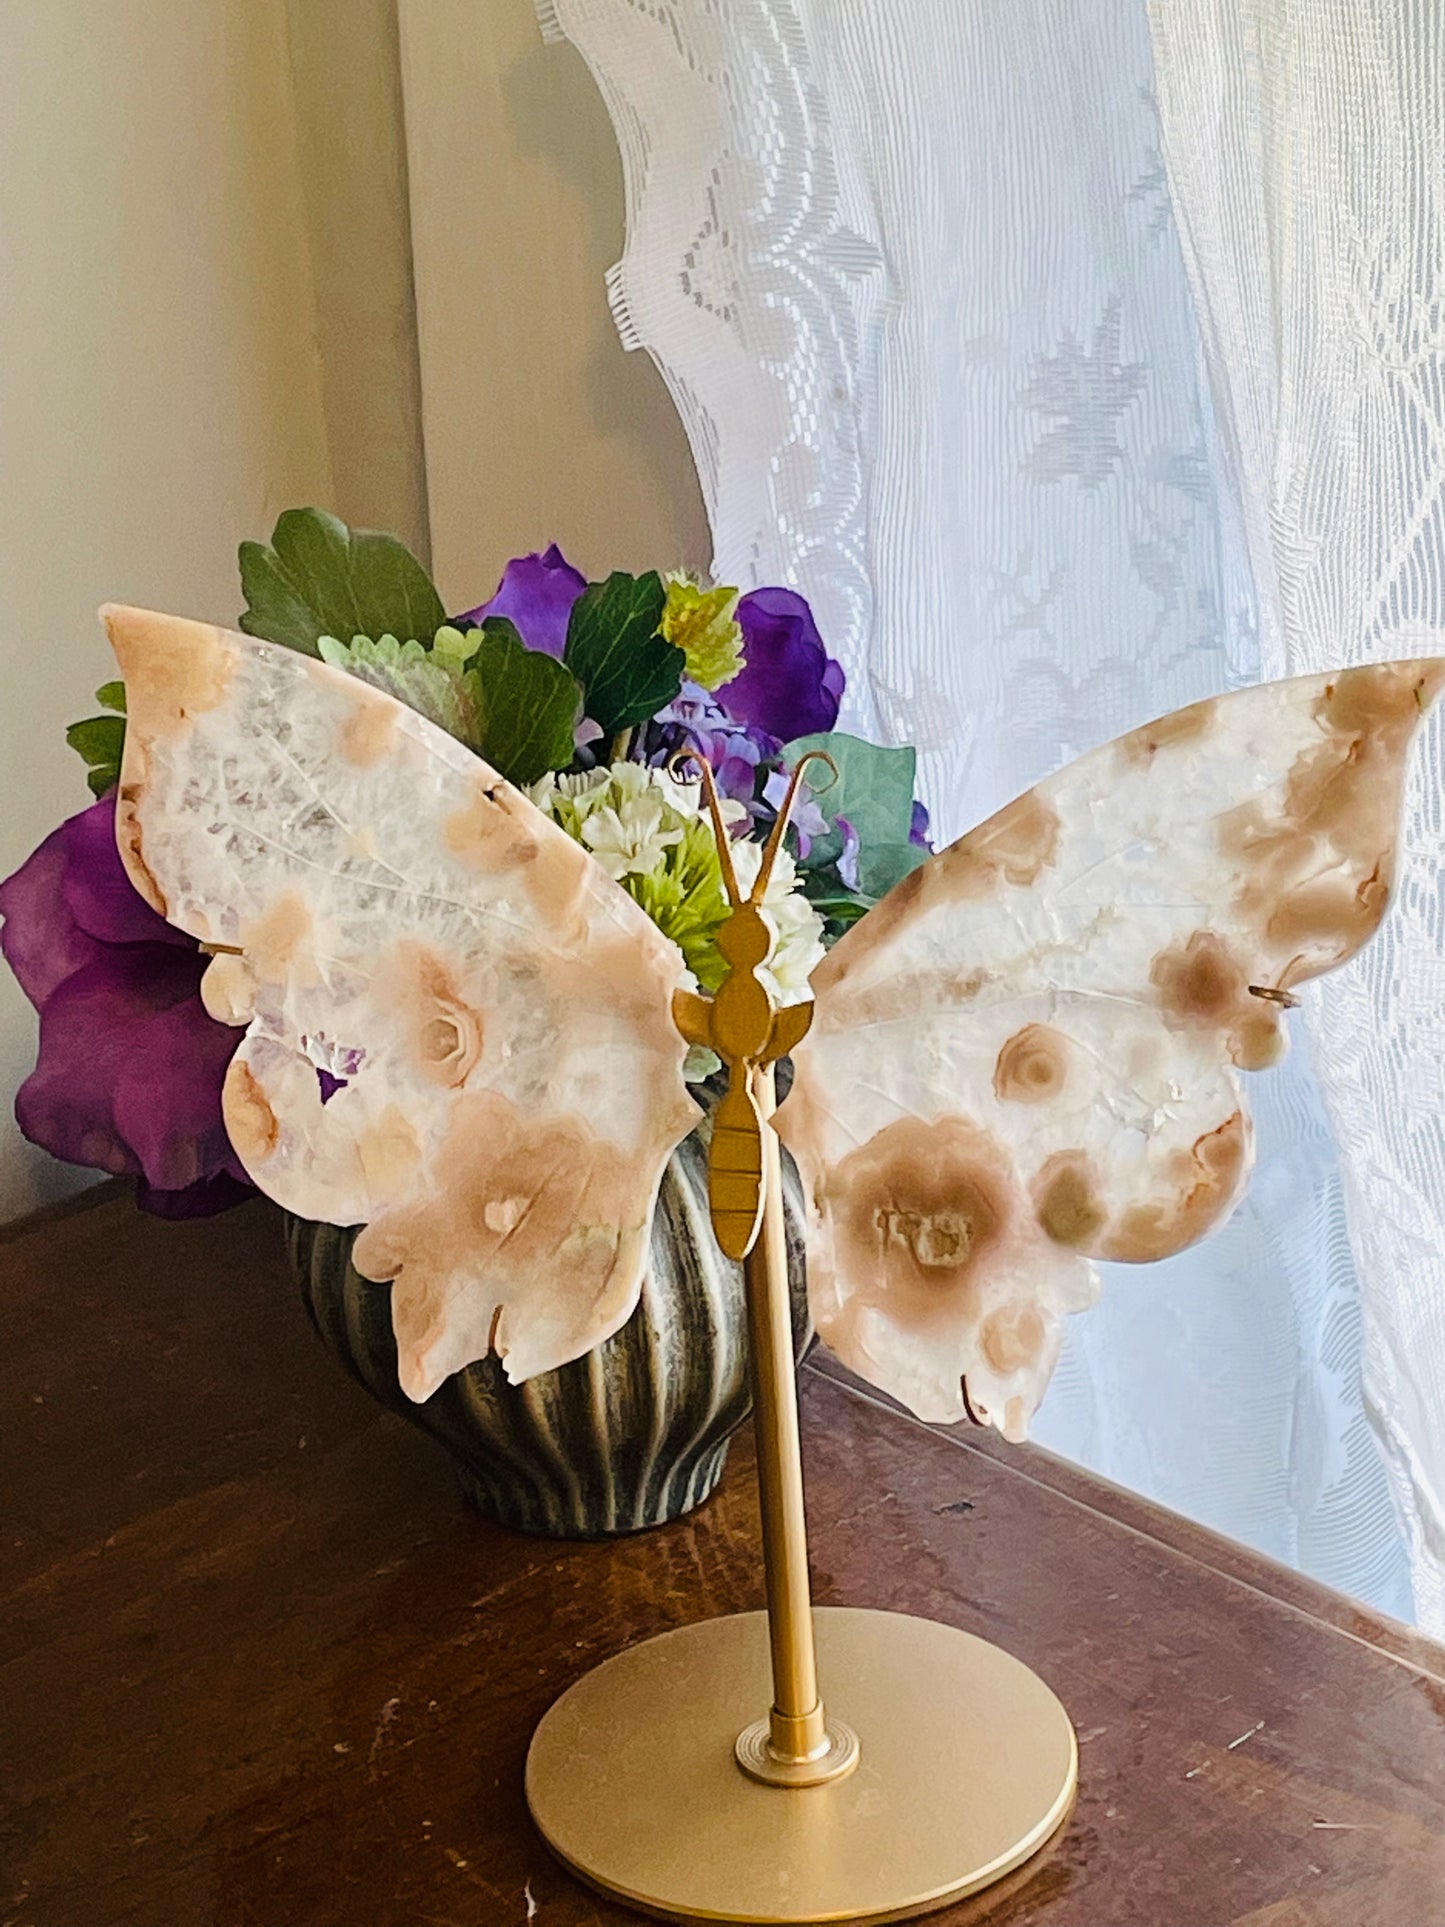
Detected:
left=286, top=1092, right=809, bottom=1538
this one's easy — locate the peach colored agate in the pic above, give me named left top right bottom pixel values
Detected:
left=103, top=606, right=699, bottom=1400
left=775, top=661, right=1444, bottom=1437
left=103, top=602, right=1442, bottom=1443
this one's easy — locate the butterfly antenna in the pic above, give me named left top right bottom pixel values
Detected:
left=669, top=748, right=744, bottom=909
left=753, top=749, right=837, bottom=904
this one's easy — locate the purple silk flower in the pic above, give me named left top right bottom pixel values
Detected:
left=0, top=795, right=254, bottom=1218
left=721, top=588, right=846, bottom=741
left=656, top=683, right=779, bottom=806
left=760, top=769, right=833, bottom=857
left=454, top=543, right=587, bottom=658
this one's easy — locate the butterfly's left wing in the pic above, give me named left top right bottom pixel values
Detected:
left=105, top=605, right=700, bottom=1400
left=776, top=662, right=1444, bottom=1438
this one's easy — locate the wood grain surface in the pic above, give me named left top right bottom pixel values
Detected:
left=4, top=1193, right=1444, bottom=1926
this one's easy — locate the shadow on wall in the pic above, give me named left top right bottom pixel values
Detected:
left=499, top=37, right=686, bottom=473
left=399, top=0, right=709, bottom=596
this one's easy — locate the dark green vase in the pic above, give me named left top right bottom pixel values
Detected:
left=286, top=1093, right=809, bottom=1538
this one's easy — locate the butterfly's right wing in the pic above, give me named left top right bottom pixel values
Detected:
left=778, top=661, right=1444, bottom=1437
left=105, top=605, right=700, bottom=1400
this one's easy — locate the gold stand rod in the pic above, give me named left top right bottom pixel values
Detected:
left=734, top=1066, right=859, bottom=1789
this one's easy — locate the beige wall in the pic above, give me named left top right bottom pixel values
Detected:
left=0, top=0, right=704, bottom=1223
left=398, top=0, right=709, bottom=608
left=0, top=3, right=342, bottom=1221
left=286, top=0, right=431, bottom=559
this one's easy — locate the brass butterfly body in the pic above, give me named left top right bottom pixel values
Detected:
left=672, top=759, right=826, bottom=1260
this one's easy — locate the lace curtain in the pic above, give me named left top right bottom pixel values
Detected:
left=1148, top=0, right=1445, bottom=1630
left=546, top=0, right=1440, bottom=1623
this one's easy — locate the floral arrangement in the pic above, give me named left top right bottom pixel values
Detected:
left=0, top=509, right=931, bottom=1218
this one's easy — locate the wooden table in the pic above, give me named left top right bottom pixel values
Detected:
left=5, top=1191, right=1445, bottom=1927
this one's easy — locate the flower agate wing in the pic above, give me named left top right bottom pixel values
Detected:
left=104, top=605, right=700, bottom=1399
left=775, top=663, right=1445, bottom=1438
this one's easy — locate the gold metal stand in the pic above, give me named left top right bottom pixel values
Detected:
left=527, top=1607, right=1075, bottom=1926
left=525, top=766, right=1077, bottom=1921
left=525, top=1075, right=1077, bottom=1922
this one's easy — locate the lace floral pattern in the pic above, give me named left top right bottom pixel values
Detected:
left=1152, top=0, right=1445, bottom=1630
left=545, top=0, right=885, bottom=693
left=1021, top=300, right=1148, bottom=490
left=550, top=0, right=1416, bottom=1619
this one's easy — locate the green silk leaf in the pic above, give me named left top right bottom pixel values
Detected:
left=239, top=507, right=446, bottom=659
left=856, top=839, right=928, bottom=898
left=562, top=570, right=679, bottom=736
left=783, top=730, right=928, bottom=908
left=469, top=618, right=582, bottom=786
left=783, top=732, right=925, bottom=855
left=66, top=712, right=127, bottom=798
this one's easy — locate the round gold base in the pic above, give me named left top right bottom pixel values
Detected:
left=525, top=1607, right=1077, bottom=1925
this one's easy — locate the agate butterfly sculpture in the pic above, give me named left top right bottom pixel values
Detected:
left=104, top=605, right=1443, bottom=1439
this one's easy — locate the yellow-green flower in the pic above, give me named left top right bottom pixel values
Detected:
left=660, top=575, right=746, bottom=691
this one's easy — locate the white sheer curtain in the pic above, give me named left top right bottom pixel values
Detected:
left=1149, top=0, right=1445, bottom=1629
left=546, top=0, right=1442, bottom=1622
